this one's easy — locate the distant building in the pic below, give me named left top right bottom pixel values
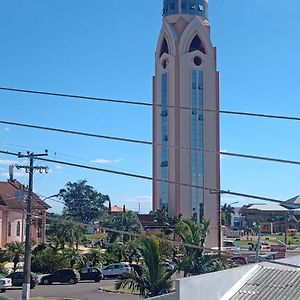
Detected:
left=0, top=179, right=50, bottom=247
left=152, top=0, right=220, bottom=247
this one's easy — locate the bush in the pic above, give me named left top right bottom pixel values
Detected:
left=31, top=249, right=68, bottom=274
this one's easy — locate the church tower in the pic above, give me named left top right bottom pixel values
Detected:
left=153, top=0, right=220, bottom=247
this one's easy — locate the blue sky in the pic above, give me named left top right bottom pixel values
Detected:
left=0, top=0, right=300, bottom=213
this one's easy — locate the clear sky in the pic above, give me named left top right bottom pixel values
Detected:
left=0, top=0, right=300, bottom=213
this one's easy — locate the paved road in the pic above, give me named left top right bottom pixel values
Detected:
left=3, top=279, right=139, bottom=300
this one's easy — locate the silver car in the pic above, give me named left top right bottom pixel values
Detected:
left=0, top=274, right=12, bottom=293
left=102, top=263, right=131, bottom=278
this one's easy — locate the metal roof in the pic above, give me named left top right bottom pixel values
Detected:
left=230, top=267, right=300, bottom=300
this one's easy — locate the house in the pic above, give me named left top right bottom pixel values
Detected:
left=0, top=179, right=50, bottom=248
left=151, top=255, right=300, bottom=300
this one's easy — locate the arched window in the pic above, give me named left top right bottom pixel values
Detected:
left=189, top=35, right=205, bottom=54
left=16, top=222, right=21, bottom=237
left=8, top=222, right=12, bottom=237
left=160, top=38, right=169, bottom=57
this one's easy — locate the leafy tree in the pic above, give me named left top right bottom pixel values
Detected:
left=88, top=249, right=102, bottom=267
left=175, top=219, right=223, bottom=277
left=5, top=242, right=25, bottom=272
left=221, top=204, right=235, bottom=226
left=116, top=238, right=176, bottom=298
left=103, top=211, right=142, bottom=243
left=31, top=248, right=68, bottom=273
left=59, top=180, right=109, bottom=223
left=63, top=248, right=82, bottom=268
left=47, top=216, right=85, bottom=250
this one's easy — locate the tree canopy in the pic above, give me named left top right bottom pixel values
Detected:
left=59, top=180, right=109, bottom=223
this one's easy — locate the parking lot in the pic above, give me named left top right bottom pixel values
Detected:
left=3, top=279, right=139, bottom=300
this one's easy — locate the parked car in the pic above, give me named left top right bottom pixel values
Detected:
left=0, top=274, right=12, bottom=292
left=223, top=240, right=240, bottom=254
left=6, top=272, right=38, bottom=289
left=231, top=256, right=248, bottom=265
left=40, top=269, right=80, bottom=285
left=79, top=267, right=103, bottom=282
left=102, top=263, right=131, bottom=278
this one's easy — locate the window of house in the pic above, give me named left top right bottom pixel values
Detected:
left=16, top=222, right=21, bottom=237
left=8, top=222, right=12, bottom=237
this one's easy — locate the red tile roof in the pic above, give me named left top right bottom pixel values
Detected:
left=0, top=180, right=50, bottom=210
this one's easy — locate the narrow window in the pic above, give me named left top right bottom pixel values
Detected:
left=16, top=222, right=21, bottom=237
left=160, top=38, right=169, bottom=57
left=8, top=222, right=12, bottom=237
left=189, top=35, right=206, bottom=54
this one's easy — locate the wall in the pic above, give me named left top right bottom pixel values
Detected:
left=151, top=293, right=177, bottom=300
left=6, top=210, right=24, bottom=244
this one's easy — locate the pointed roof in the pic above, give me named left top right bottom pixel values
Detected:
left=0, top=180, right=50, bottom=210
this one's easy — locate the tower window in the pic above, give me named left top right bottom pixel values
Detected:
left=161, top=161, right=168, bottom=168
left=194, top=56, right=202, bottom=66
left=189, top=35, right=206, bottom=54
left=160, top=38, right=169, bottom=57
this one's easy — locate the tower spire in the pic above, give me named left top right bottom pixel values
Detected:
left=162, top=0, right=208, bottom=19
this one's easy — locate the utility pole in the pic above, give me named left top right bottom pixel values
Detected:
left=16, top=151, right=49, bottom=300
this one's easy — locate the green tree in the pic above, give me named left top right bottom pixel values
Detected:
left=59, top=180, right=109, bottom=223
left=63, top=248, right=82, bottom=268
left=88, top=248, right=102, bottom=267
left=175, top=219, right=223, bottom=277
left=31, top=248, right=68, bottom=274
left=116, top=238, right=176, bottom=298
left=221, top=204, right=235, bottom=226
left=104, top=211, right=142, bottom=243
left=5, top=242, right=25, bottom=272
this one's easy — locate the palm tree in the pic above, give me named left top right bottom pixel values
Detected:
left=5, top=242, right=25, bottom=272
left=116, top=238, right=176, bottom=298
left=175, top=219, right=223, bottom=277
left=63, top=248, right=82, bottom=268
left=221, top=204, right=235, bottom=226
left=89, top=248, right=102, bottom=267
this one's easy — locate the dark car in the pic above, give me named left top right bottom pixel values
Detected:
left=40, top=269, right=80, bottom=285
left=6, top=272, right=39, bottom=289
left=79, top=267, right=103, bottom=282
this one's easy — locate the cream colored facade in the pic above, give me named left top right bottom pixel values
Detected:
left=153, top=0, right=220, bottom=247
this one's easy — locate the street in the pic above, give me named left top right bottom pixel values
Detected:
left=3, top=279, right=139, bottom=300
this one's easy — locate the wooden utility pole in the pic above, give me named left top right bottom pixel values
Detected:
left=16, top=151, right=48, bottom=300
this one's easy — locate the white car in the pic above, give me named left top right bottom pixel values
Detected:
left=0, top=274, right=12, bottom=292
left=223, top=240, right=240, bottom=254
left=102, top=263, right=131, bottom=278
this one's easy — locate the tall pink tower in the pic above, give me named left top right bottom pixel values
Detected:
left=153, top=0, right=220, bottom=247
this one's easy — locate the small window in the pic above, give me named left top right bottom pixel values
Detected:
left=163, top=135, right=168, bottom=141
left=8, top=222, right=12, bottom=237
left=189, top=35, right=206, bottom=54
left=161, top=110, right=168, bottom=117
left=160, top=38, right=169, bottom=57
left=16, top=222, right=21, bottom=237
left=161, top=161, right=168, bottom=168
left=190, top=3, right=196, bottom=10
left=198, top=5, right=204, bottom=11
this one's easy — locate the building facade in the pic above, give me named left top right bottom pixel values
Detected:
left=153, top=0, right=220, bottom=246
left=0, top=179, right=50, bottom=248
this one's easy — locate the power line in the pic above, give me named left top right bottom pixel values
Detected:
left=43, top=215, right=300, bottom=269
left=1, top=86, right=300, bottom=121
left=0, top=149, right=286, bottom=204
left=1, top=119, right=300, bottom=167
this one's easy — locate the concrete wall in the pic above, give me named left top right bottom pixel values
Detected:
left=152, top=293, right=177, bottom=300
left=176, top=265, right=257, bottom=300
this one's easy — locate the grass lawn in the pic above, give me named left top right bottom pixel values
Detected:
left=235, top=234, right=300, bottom=247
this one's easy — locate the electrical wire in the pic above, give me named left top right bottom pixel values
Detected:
left=0, top=149, right=286, bottom=204
left=1, top=86, right=300, bottom=122
left=1, top=119, right=300, bottom=167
